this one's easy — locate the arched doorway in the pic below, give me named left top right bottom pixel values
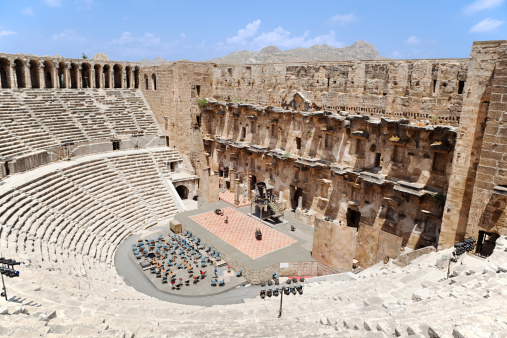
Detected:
left=94, top=64, right=101, bottom=88
left=125, top=66, right=131, bottom=88
left=14, top=59, right=25, bottom=88
left=134, top=67, right=139, bottom=88
left=103, top=64, right=111, bottom=88
left=144, top=74, right=148, bottom=90
left=113, top=64, right=122, bottom=88
left=58, top=62, right=67, bottom=88
left=44, top=60, right=55, bottom=88
left=240, top=127, right=246, bottom=141
left=70, top=63, right=78, bottom=89
left=0, top=58, right=10, bottom=88
left=176, top=185, right=189, bottom=200
left=151, top=73, right=157, bottom=90
left=81, top=63, right=91, bottom=88
left=29, top=60, right=40, bottom=88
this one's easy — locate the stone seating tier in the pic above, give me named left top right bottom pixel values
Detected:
left=0, top=235, right=505, bottom=337
left=0, top=148, right=183, bottom=273
left=0, top=89, right=161, bottom=160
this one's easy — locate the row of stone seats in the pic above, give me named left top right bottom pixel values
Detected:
left=0, top=89, right=160, bottom=160
left=0, top=148, right=183, bottom=281
left=1, top=238, right=505, bottom=336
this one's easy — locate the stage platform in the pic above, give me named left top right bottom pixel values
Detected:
left=175, top=201, right=321, bottom=284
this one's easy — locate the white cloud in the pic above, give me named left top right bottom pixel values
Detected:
left=22, top=7, right=34, bottom=16
left=469, top=17, right=505, bottom=32
left=113, top=32, right=161, bottom=46
left=328, top=13, right=358, bottom=26
left=222, top=20, right=344, bottom=50
left=0, top=30, right=16, bottom=37
left=390, top=50, right=405, bottom=58
left=252, top=27, right=344, bottom=49
left=464, top=0, right=504, bottom=15
left=44, top=0, right=62, bottom=7
left=405, top=36, right=420, bottom=45
left=52, top=29, right=86, bottom=42
left=226, top=20, right=261, bottom=45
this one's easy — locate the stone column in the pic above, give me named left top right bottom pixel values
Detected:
left=234, top=178, right=240, bottom=205
left=110, top=70, right=114, bottom=89
left=298, top=196, right=303, bottom=209
left=248, top=174, right=252, bottom=200
left=52, top=64, right=58, bottom=89
left=65, top=64, right=71, bottom=89
left=90, top=68, right=95, bottom=88
left=9, top=62, right=17, bottom=89
left=24, top=61, right=32, bottom=89
left=77, top=64, right=82, bottom=89
left=122, top=70, right=127, bottom=89
left=229, top=169, right=235, bottom=192
left=38, top=61, right=45, bottom=89
left=96, top=66, right=102, bottom=88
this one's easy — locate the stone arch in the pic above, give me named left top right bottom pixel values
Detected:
left=103, top=64, right=111, bottom=88
left=113, top=64, right=122, bottom=88
left=0, top=58, right=10, bottom=88
left=58, top=62, right=67, bottom=88
left=144, top=74, right=149, bottom=90
left=81, top=63, right=91, bottom=88
left=134, top=66, right=140, bottom=89
left=125, top=66, right=132, bottom=88
left=152, top=73, right=157, bottom=90
left=29, top=60, right=40, bottom=88
left=175, top=184, right=189, bottom=200
left=70, top=63, right=79, bottom=89
left=43, top=60, right=55, bottom=88
left=14, top=59, right=25, bottom=88
left=94, top=64, right=101, bottom=88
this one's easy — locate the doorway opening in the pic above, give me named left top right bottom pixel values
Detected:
left=4, top=161, right=10, bottom=176
left=290, top=185, right=303, bottom=210
left=176, top=185, right=189, bottom=200
left=476, top=231, right=499, bottom=257
left=112, top=140, right=121, bottom=151
left=346, top=208, right=361, bottom=229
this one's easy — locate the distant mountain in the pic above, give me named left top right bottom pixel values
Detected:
left=139, top=56, right=169, bottom=66
left=207, top=40, right=388, bottom=64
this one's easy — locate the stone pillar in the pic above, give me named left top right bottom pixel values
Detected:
left=122, top=70, right=127, bottom=89
left=38, top=61, right=45, bottom=89
left=230, top=169, right=235, bottom=192
left=77, top=64, right=82, bottom=89
left=110, top=71, right=114, bottom=89
left=54, top=64, right=60, bottom=89
left=234, top=178, right=240, bottom=205
left=52, top=64, right=58, bottom=89
left=9, top=62, right=17, bottom=89
left=24, top=61, right=32, bottom=89
left=65, top=64, right=71, bottom=89
left=96, top=66, right=102, bottom=88
left=248, top=174, right=252, bottom=200
left=298, top=196, right=303, bottom=209
left=279, top=191, right=283, bottom=201
left=90, top=68, right=95, bottom=88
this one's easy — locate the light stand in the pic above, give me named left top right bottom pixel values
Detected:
left=447, top=237, right=476, bottom=279
left=0, top=257, right=21, bottom=301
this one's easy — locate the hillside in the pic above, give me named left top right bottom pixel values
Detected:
left=208, top=40, right=388, bottom=64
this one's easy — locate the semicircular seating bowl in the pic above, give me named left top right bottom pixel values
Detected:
left=0, top=148, right=183, bottom=283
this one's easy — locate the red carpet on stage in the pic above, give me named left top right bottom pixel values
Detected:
left=190, top=207, right=296, bottom=259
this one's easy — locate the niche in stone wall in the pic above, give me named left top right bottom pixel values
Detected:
left=432, top=152, right=448, bottom=173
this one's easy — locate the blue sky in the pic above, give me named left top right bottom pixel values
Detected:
left=0, top=0, right=505, bottom=62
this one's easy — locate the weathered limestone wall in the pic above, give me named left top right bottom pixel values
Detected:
left=439, top=41, right=507, bottom=248
left=465, top=41, right=507, bottom=239
left=209, top=60, right=468, bottom=126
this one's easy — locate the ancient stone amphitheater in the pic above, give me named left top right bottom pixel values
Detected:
left=0, top=41, right=506, bottom=337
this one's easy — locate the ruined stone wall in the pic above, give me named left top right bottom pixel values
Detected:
left=209, top=60, right=468, bottom=126
left=140, top=62, right=212, bottom=178
left=200, top=100, right=455, bottom=268
left=439, top=41, right=507, bottom=249
left=465, top=41, right=507, bottom=239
